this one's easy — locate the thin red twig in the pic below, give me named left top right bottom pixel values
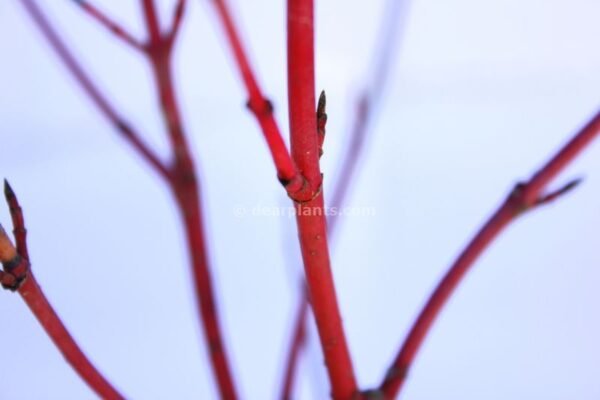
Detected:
left=287, top=1, right=358, bottom=398
left=19, top=0, right=169, bottom=180
left=75, top=1, right=145, bottom=51
left=140, top=2, right=239, bottom=398
left=379, top=109, right=600, bottom=398
left=0, top=181, right=124, bottom=400
left=167, top=0, right=187, bottom=44
left=23, top=1, right=239, bottom=397
left=210, top=0, right=313, bottom=200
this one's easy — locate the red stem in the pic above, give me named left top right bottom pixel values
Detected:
left=140, top=1, right=239, bottom=398
left=280, top=0, right=410, bottom=393
left=210, top=0, right=306, bottom=195
left=380, top=109, right=600, bottom=398
left=167, top=0, right=186, bottom=43
left=18, top=274, right=124, bottom=399
left=23, top=1, right=239, bottom=397
left=287, top=1, right=358, bottom=399
left=141, top=0, right=162, bottom=47
left=19, top=0, right=169, bottom=181
left=174, top=183, right=239, bottom=400
left=1, top=182, right=124, bottom=399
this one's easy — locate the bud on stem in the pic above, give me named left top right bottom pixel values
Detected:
left=0, top=224, right=17, bottom=264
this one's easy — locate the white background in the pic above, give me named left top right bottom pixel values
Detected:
left=1, top=0, right=600, bottom=399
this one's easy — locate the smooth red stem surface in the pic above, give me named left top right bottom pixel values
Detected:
left=211, top=0, right=300, bottom=187
left=281, top=1, right=409, bottom=393
left=174, top=184, right=238, bottom=400
left=524, top=110, right=600, bottom=204
left=18, top=275, right=124, bottom=399
left=141, top=0, right=162, bottom=47
left=287, top=0, right=320, bottom=189
left=2, top=181, right=124, bottom=399
left=19, top=0, right=169, bottom=180
left=380, top=109, right=600, bottom=398
left=140, top=2, right=238, bottom=398
left=168, top=0, right=186, bottom=43
left=23, top=1, right=238, bottom=397
left=280, top=294, right=309, bottom=400
left=77, top=1, right=144, bottom=51
left=279, top=98, right=368, bottom=399
left=287, top=1, right=358, bottom=398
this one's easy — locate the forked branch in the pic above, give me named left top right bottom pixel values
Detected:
left=22, top=1, right=239, bottom=397
left=286, top=1, right=358, bottom=398
left=74, top=1, right=145, bottom=51
left=20, top=0, right=168, bottom=180
left=379, top=109, right=600, bottom=398
left=210, top=0, right=314, bottom=201
left=279, top=0, right=410, bottom=394
left=0, top=181, right=124, bottom=400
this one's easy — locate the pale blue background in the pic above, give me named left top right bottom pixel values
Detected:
left=1, top=1, right=600, bottom=399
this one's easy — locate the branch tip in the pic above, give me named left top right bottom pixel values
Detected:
left=3, top=179, right=15, bottom=200
left=535, top=177, right=583, bottom=206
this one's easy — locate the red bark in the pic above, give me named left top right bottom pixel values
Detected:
left=287, top=1, right=358, bottom=398
left=379, top=109, right=600, bottom=398
left=21, top=1, right=239, bottom=397
left=1, top=182, right=124, bottom=399
left=211, top=0, right=309, bottom=199
left=141, top=2, right=239, bottom=398
left=19, top=0, right=169, bottom=181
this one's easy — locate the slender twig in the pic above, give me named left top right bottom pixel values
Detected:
left=0, top=181, right=124, bottom=399
left=167, top=0, right=187, bottom=44
left=209, top=0, right=313, bottom=200
left=74, top=1, right=145, bottom=51
left=23, top=1, right=239, bottom=397
left=19, top=0, right=169, bottom=180
left=379, top=109, right=600, bottom=398
left=286, top=1, right=358, bottom=398
left=140, top=2, right=239, bottom=398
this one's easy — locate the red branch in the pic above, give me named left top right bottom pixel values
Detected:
left=75, top=1, right=145, bottom=51
left=0, top=181, right=124, bottom=400
left=213, top=0, right=380, bottom=395
left=280, top=0, right=410, bottom=394
left=210, top=0, right=312, bottom=199
left=21, top=1, right=239, bottom=397
left=379, top=109, right=600, bottom=398
left=141, top=1, right=238, bottom=398
left=19, top=0, right=169, bottom=180
left=287, top=1, right=358, bottom=399
left=167, top=0, right=186, bottom=43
